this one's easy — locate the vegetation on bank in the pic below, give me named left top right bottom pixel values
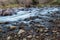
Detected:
left=0, top=0, right=60, bottom=8
left=0, top=4, right=21, bottom=9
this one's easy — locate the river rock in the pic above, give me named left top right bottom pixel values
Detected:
left=1, top=8, right=15, bottom=16
left=39, top=26, right=45, bottom=32
left=23, top=38, right=27, bottom=40
left=18, top=29, right=25, bottom=34
left=0, top=29, right=2, bottom=32
left=7, top=36, right=12, bottom=40
left=7, top=26, right=16, bottom=30
left=27, top=35, right=32, bottom=38
left=44, top=28, right=48, bottom=32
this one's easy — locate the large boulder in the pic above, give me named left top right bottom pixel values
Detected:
left=0, top=8, right=16, bottom=16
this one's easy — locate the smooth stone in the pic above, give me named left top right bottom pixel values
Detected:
left=0, top=29, right=2, bottom=32
left=27, top=35, right=32, bottom=38
left=7, top=36, right=12, bottom=40
left=7, top=26, right=16, bottom=30
left=23, top=38, right=27, bottom=40
left=18, top=29, right=25, bottom=34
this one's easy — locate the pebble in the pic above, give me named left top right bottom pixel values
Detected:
left=39, top=28, right=44, bottom=32
left=7, top=36, right=11, bottom=40
left=18, top=29, right=25, bottom=34
left=9, top=26, right=16, bottom=30
left=23, top=38, right=27, bottom=40
left=6, top=26, right=16, bottom=31
left=35, top=36, right=39, bottom=38
left=52, top=30, right=57, bottom=33
left=27, top=35, right=32, bottom=38
left=0, top=29, right=2, bottom=32
left=44, top=28, right=49, bottom=32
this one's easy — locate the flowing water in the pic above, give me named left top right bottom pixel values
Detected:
left=0, top=7, right=59, bottom=22
left=0, top=7, right=60, bottom=33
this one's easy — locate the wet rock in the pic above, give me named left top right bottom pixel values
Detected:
left=24, top=18, right=30, bottom=21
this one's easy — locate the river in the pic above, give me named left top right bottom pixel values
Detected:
left=0, top=7, right=59, bottom=23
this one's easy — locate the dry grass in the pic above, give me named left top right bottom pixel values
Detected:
left=0, top=4, right=21, bottom=9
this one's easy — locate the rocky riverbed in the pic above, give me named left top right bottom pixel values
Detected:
left=0, top=7, right=60, bottom=40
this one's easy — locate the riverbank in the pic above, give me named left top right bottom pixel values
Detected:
left=0, top=3, right=60, bottom=9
